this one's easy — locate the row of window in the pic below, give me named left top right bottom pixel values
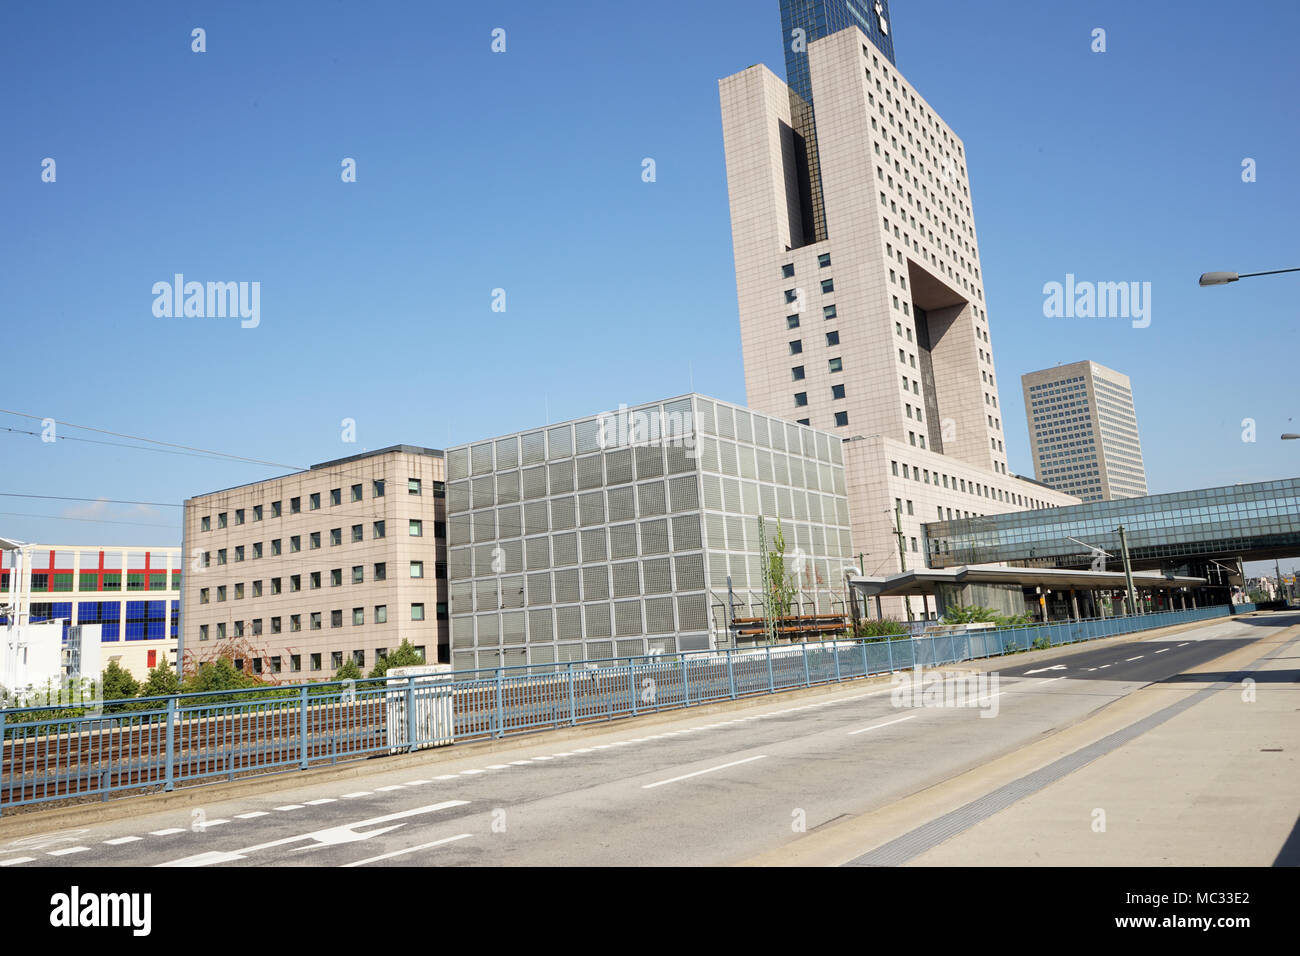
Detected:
left=197, top=602, right=447, bottom=641
left=198, top=519, right=443, bottom=566
left=221, top=646, right=427, bottom=676
left=891, top=458, right=1055, bottom=510
left=197, top=561, right=447, bottom=602
left=198, top=479, right=446, bottom=531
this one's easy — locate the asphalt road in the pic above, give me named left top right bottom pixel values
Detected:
left=2, top=611, right=1295, bottom=868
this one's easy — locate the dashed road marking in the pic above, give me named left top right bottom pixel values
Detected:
left=274, top=805, right=305, bottom=812
left=235, top=812, right=270, bottom=819
left=196, top=820, right=230, bottom=829
left=0, top=857, right=35, bottom=866
left=342, top=833, right=472, bottom=868
left=48, top=847, right=89, bottom=856
left=375, top=786, right=404, bottom=791
left=104, top=836, right=143, bottom=845
left=304, top=799, right=336, bottom=806
left=848, top=715, right=918, bottom=736
left=151, top=828, right=186, bottom=836
left=643, top=754, right=769, bottom=790
left=1125, top=656, right=1144, bottom=662
left=341, top=792, right=372, bottom=799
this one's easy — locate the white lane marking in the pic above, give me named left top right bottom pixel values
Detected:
left=460, top=769, right=485, bottom=775
left=642, top=755, right=768, bottom=790
left=342, top=833, right=472, bottom=868
left=1155, top=648, right=1170, bottom=654
left=48, top=847, right=89, bottom=856
left=275, top=805, right=305, bottom=811
left=507, top=761, right=531, bottom=767
left=156, top=801, right=470, bottom=868
left=104, top=836, right=143, bottom=845
left=847, top=714, right=918, bottom=736
left=1086, top=668, right=1098, bottom=672
left=572, top=748, right=594, bottom=754
left=554, top=752, right=576, bottom=756
left=375, top=785, right=404, bottom=791
left=405, top=780, right=432, bottom=786
left=195, top=819, right=230, bottom=829
left=484, top=765, right=511, bottom=770
left=304, top=799, right=336, bottom=806
left=235, top=812, right=270, bottom=819
left=0, top=857, right=35, bottom=866
left=1125, top=656, right=1144, bottom=662
left=593, top=744, right=613, bottom=750
left=1024, top=665, right=1067, bottom=675
left=1037, top=676, right=1068, bottom=685
left=150, top=828, right=185, bottom=836
left=1178, top=643, right=1190, bottom=647
left=1099, top=665, right=1111, bottom=669
left=436, top=773, right=460, bottom=778
left=341, top=792, right=372, bottom=800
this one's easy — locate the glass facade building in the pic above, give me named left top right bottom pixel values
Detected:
left=444, top=394, right=854, bottom=672
left=778, top=0, right=896, bottom=246
left=924, top=478, right=1300, bottom=571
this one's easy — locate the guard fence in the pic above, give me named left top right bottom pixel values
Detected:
left=0, top=603, right=1231, bottom=814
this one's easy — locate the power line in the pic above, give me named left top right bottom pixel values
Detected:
left=2, top=425, right=261, bottom=464
left=0, top=511, right=181, bottom=530
left=0, top=493, right=182, bottom=508
left=0, top=409, right=305, bottom=470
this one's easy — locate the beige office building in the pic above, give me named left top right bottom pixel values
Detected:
left=719, top=25, right=1077, bottom=612
left=1022, top=361, right=1149, bottom=502
left=182, top=446, right=448, bottom=679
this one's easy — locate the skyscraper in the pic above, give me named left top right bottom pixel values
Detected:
left=1022, top=361, right=1149, bottom=502
left=719, top=11, right=1077, bottom=607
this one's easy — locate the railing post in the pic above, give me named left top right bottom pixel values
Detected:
left=834, top=640, right=842, bottom=682
left=861, top=640, right=869, bottom=676
left=164, top=697, right=176, bottom=792
left=629, top=660, right=638, bottom=717
left=727, top=648, right=736, bottom=700
left=802, top=641, right=811, bottom=686
left=681, top=656, right=690, bottom=705
left=406, top=676, right=418, bottom=753
left=299, top=685, right=309, bottom=770
left=568, top=663, right=576, bottom=726
left=766, top=645, right=774, bottom=693
left=887, top=635, right=895, bottom=672
left=0, top=710, right=6, bottom=817
left=494, top=668, right=505, bottom=738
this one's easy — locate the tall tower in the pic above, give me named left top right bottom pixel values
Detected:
left=719, top=17, right=1078, bottom=604
left=1022, top=360, right=1149, bottom=502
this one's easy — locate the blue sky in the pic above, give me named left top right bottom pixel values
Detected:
left=2, top=0, right=1298, bottom=560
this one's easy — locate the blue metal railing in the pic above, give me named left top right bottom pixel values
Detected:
left=0, top=604, right=1231, bottom=814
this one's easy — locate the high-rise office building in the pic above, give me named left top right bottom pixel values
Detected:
left=719, top=14, right=1077, bottom=608
left=1022, top=361, right=1149, bottom=502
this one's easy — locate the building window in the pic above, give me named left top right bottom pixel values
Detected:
left=235, top=508, right=245, bottom=525
left=826, top=331, right=839, bottom=346
left=832, top=384, right=846, bottom=399
left=781, top=263, right=794, bottom=278
left=797, top=418, right=810, bottom=426
left=291, top=614, right=302, bottom=632
left=374, top=562, right=386, bottom=581
left=331, top=568, right=342, bottom=587
left=375, top=605, right=387, bottom=624
left=253, top=504, right=263, bottom=521
left=331, top=609, right=343, bottom=628
left=331, top=651, right=342, bottom=669
left=409, top=519, right=423, bottom=537
left=351, top=524, right=363, bottom=543
left=789, top=340, right=802, bottom=355
left=200, top=516, right=211, bottom=532
left=252, top=580, right=262, bottom=598
left=310, top=492, right=321, bottom=510
left=218, top=512, right=227, bottom=529
left=411, top=603, right=425, bottom=621
left=290, top=497, right=301, bottom=514
left=330, top=528, right=342, bottom=546
left=234, top=545, right=244, bottom=562
left=199, top=624, right=209, bottom=641
left=271, top=577, right=282, bottom=595
left=290, top=654, right=301, bottom=672
left=330, top=488, right=342, bottom=507
left=310, top=571, right=321, bottom=589
left=786, top=315, right=800, bottom=329
left=829, top=357, right=842, bottom=373
left=216, top=622, right=226, bottom=639
left=834, top=411, right=849, bottom=427
left=234, top=583, right=245, bottom=600
left=352, top=565, right=364, bottom=584
left=784, top=289, right=798, bottom=303
left=820, top=279, right=834, bottom=294
left=373, top=479, right=385, bottom=498
left=410, top=560, right=424, bottom=579
left=794, top=392, right=808, bottom=407
left=818, top=253, right=831, bottom=268
left=373, top=520, right=386, bottom=539
left=200, top=587, right=210, bottom=604
left=792, top=366, right=805, bottom=381
left=823, top=305, right=836, bottom=319
left=309, top=532, right=320, bottom=550
left=353, top=607, right=364, bottom=626
left=408, top=478, right=422, bottom=495
left=272, top=500, right=282, bottom=517
left=311, top=653, right=321, bottom=671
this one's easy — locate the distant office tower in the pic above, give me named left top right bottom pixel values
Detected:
left=719, top=18, right=1077, bottom=608
left=1021, top=361, right=1149, bottom=502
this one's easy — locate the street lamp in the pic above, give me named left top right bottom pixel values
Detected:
left=1283, top=434, right=1299, bottom=441
left=1198, top=266, right=1300, bottom=287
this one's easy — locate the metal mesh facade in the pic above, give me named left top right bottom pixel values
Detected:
left=445, top=394, right=854, bottom=672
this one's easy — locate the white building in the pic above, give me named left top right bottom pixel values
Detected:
left=1022, top=360, right=1149, bottom=501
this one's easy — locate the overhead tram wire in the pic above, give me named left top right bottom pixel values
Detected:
left=0, top=409, right=306, bottom=471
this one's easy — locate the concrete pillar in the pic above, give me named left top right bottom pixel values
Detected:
left=1070, top=590, right=1080, bottom=621
left=921, top=593, right=930, bottom=621
left=875, top=595, right=883, bottom=619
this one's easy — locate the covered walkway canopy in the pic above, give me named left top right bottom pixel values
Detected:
left=848, top=563, right=1207, bottom=622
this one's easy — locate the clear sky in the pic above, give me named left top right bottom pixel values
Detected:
left=2, top=0, right=1298, bottom=574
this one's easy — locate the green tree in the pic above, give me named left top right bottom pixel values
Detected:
left=855, top=618, right=908, bottom=639
left=183, top=657, right=257, bottom=694
left=140, top=658, right=180, bottom=698
left=368, top=639, right=425, bottom=678
left=333, top=658, right=363, bottom=682
left=101, top=661, right=140, bottom=700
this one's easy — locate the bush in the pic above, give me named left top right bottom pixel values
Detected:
left=368, top=640, right=425, bottom=678
left=140, top=659, right=180, bottom=698
left=855, top=618, right=908, bottom=640
left=333, top=658, right=363, bottom=682
left=1031, top=635, right=1051, bottom=651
